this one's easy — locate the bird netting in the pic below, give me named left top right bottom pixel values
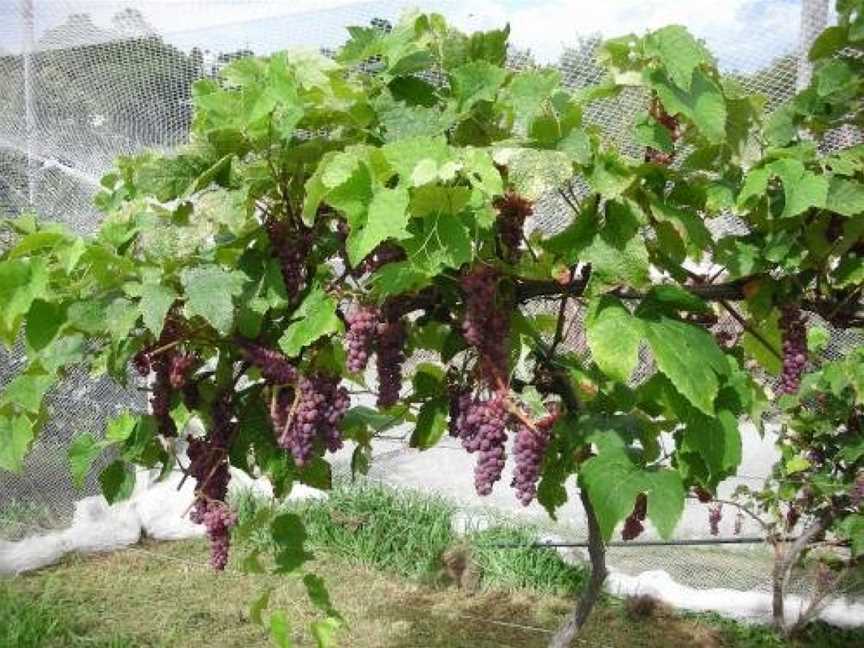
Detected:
left=0, top=0, right=861, bottom=623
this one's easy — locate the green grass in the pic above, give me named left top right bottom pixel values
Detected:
left=232, top=482, right=585, bottom=592
left=2, top=481, right=863, bottom=647
left=0, top=581, right=135, bottom=647
left=468, top=526, right=585, bottom=595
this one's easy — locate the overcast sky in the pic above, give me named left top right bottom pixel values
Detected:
left=0, top=0, right=808, bottom=72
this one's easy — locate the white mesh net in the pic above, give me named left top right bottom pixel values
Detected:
left=1, top=0, right=861, bottom=624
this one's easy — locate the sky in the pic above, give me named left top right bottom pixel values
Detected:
left=0, top=0, right=810, bottom=72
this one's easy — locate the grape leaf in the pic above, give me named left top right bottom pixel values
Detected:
left=0, top=370, right=55, bottom=414
left=271, top=512, right=314, bottom=573
left=643, top=25, right=712, bottom=91
left=25, top=299, right=66, bottom=352
left=585, top=296, right=642, bottom=383
left=0, top=258, right=49, bottom=347
left=826, top=177, right=864, bottom=217
left=767, top=159, right=829, bottom=218
left=135, top=154, right=211, bottom=202
left=503, top=69, right=561, bottom=127
left=649, top=68, right=727, bottom=144
left=493, top=148, right=572, bottom=200
left=449, top=60, right=507, bottom=110
left=0, top=414, right=34, bottom=472
left=580, top=430, right=684, bottom=540
left=410, top=398, right=448, bottom=449
left=181, top=265, right=246, bottom=334
left=279, top=287, right=342, bottom=357
left=139, top=282, right=177, bottom=338
left=99, top=460, right=136, bottom=504
left=346, top=186, right=411, bottom=266
left=641, top=316, right=728, bottom=415
left=68, top=433, right=104, bottom=489
left=742, top=312, right=782, bottom=375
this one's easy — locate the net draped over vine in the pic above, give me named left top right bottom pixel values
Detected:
left=0, top=0, right=861, bottom=606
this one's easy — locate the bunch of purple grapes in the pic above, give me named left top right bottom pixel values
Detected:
left=201, top=502, right=237, bottom=570
left=264, top=216, right=312, bottom=299
left=276, top=373, right=350, bottom=466
left=451, top=393, right=509, bottom=496
left=345, top=303, right=380, bottom=373
left=494, top=191, right=533, bottom=261
left=511, top=408, right=559, bottom=506
left=150, top=354, right=178, bottom=438
left=708, top=503, right=723, bottom=536
left=779, top=304, right=808, bottom=395
left=237, top=339, right=298, bottom=385
left=622, top=493, right=648, bottom=541
left=461, top=266, right=509, bottom=385
left=375, top=319, right=406, bottom=408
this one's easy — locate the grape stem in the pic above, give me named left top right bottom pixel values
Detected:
left=718, top=299, right=783, bottom=361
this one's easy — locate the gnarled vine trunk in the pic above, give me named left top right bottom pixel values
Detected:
left=548, top=488, right=607, bottom=648
left=771, top=518, right=828, bottom=636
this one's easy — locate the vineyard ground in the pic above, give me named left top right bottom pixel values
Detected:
left=0, top=538, right=857, bottom=648
left=3, top=483, right=863, bottom=648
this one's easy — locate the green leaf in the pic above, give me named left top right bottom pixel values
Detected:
left=279, top=287, right=342, bottom=357
left=557, top=128, right=593, bottom=165
left=249, top=588, right=273, bottom=625
left=68, top=433, right=104, bottom=489
left=581, top=431, right=684, bottom=540
left=826, top=177, right=864, bottom=217
left=140, top=283, right=178, bottom=337
left=493, top=148, right=572, bottom=200
left=585, top=296, right=642, bottom=383
left=839, top=514, right=864, bottom=558
left=402, top=211, right=473, bottom=275
left=643, top=25, right=711, bottom=91
left=106, top=411, right=138, bottom=443
left=0, top=258, right=49, bottom=346
left=504, top=69, right=560, bottom=127
left=588, top=151, right=634, bottom=198
left=766, top=159, right=828, bottom=218
left=99, top=460, right=136, bottom=504
left=346, top=186, right=411, bottom=266
left=1, top=370, right=55, bottom=414
left=303, top=574, right=341, bottom=619
left=180, top=265, right=246, bottom=334
left=311, top=618, right=341, bottom=648
left=135, top=154, right=211, bottom=202
left=641, top=316, right=728, bottom=415
left=410, top=398, right=448, bottom=450
left=650, top=68, right=726, bottom=144
left=25, top=299, right=66, bottom=352
left=271, top=512, right=313, bottom=573
left=785, top=455, right=811, bottom=475
left=679, top=406, right=742, bottom=485
left=807, top=326, right=830, bottom=354
left=741, top=312, right=782, bottom=375
left=268, top=611, right=294, bottom=648
left=634, top=113, right=674, bottom=152
left=449, top=60, right=507, bottom=110
left=0, top=415, right=34, bottom=472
